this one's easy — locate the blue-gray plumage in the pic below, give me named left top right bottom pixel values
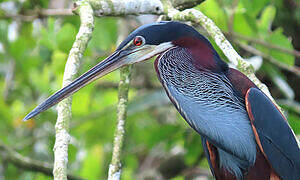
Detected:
left=155, top=47, right=256, bottom=178
left=23, top=21, right=300, bottom=180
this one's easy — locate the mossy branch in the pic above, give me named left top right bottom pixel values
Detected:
left=53, top=1, right=94, bottom=179
left=108, top=19, right=132, bottom=180
left=86, top=0, right=204, bottom=16
left=0, top=141, right=82, bottom=180
left=108, top=65, right=132, bottom=180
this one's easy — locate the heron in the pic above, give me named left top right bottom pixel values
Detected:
left=24, top=21, right=300, bottom=180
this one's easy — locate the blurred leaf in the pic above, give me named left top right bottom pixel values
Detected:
left=89, top=18, right=118, bottom=51
left=240, top=0, right=269, bottom=17
left=9, top=37, right=27, bottom=60
left=184, top=131, right=203, bottom=165
left=233, top=11, right=255, bottom=36
left=50, top=50, right=67, bottom=76
left=72, top=86, right=91, bottom=116
left=258, top=5, right=276, bottom=32
left=35, top=173, right=51, bottom=180
left=265, top=28, right=294, bottom=66
left=29, top=65, right=52, bottom=94
left=229, top=0, right=258, bottom=36
left=56, top=23, right=76, bottom=52
left=263, top=63, right=294, bottom=99
left=172, top=176, right=184, bottom=180
left=289, top=114, right=300, bottom=134
left=39, top=18, right=57, bottom=50
left=0, top=20, right=9, bottom=45
left=197, top=0, right=228, bottom=31
left=122, top=155, right=138, bottom=179
left=80, top=145, right=103, bottom=179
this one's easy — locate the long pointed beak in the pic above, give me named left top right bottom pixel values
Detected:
left=23, top=50, right=127, bottom=121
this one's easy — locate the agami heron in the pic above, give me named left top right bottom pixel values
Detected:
left=24, top=21, right=300, bottom=180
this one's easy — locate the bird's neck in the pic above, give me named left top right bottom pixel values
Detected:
left=172, top=36, right=228, bottom=72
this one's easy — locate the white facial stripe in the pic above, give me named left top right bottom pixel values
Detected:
left=125, top=42, right=175, bottom=64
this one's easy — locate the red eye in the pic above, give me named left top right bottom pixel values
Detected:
left=133, top=36, right=144, bottom=46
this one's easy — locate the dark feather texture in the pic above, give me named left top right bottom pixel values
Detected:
left=155, top=47, right=257, bottom=179
left=246, top=88, right=300, bottom=180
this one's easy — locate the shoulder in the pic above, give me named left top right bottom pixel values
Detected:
left=225, top=68, right=257, bottom=97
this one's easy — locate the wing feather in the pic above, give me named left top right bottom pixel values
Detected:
left=245, top=88, right=300, bottom=180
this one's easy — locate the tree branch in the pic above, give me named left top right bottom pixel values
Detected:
left=53, top=1, right=94, bottom=179
left=39, top=9, right=74, bottom=16
left=108, top=66, right=132, bottom=180
left=0, top=141, right=82, bottom=180
left=0, top=0, right=203, bottom=20
left=0, top=9, right=73, bottom=21
left=229, top=32, right=300, bottom=58
left=108, top=19, right=132, bottom=180
left=278, top=99, right=300, bottom=115
left=169, top=0, right=205, bottom=10
left=86, top=0, right=204, bottom=16
left=87, top=0, right=164, bottom=16
left=235, top=40, right=300, bottom=77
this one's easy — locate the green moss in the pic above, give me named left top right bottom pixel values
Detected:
left=87, top=0, right=103, bottom=10
left=106, top=0, right=115, bottom=14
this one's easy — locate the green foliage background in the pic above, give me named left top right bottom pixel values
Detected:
left=0, top=0, right=299, bottom=179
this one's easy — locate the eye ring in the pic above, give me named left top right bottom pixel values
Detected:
left=133, top=36, right=145, bottom=46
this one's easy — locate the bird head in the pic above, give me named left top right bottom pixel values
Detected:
left=23, top=21, right=224, bottom=120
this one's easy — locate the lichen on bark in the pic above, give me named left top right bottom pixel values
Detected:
left=53, top=1, right=94, bottom=179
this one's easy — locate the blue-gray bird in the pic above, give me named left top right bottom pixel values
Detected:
left=24, top=21, right=300, bottom=180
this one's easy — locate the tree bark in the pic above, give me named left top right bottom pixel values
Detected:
left=0, top=141, right=82, bottom=180
left=108, top=19, right=132, bottom=180
left=53, top=1, right=94, bottom=179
